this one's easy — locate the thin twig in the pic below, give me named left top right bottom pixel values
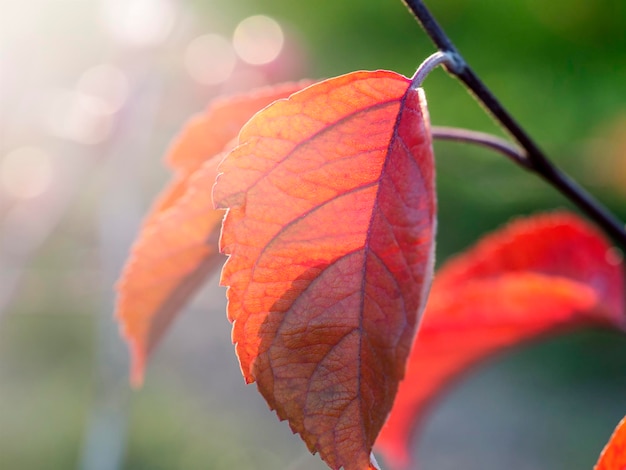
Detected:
left=402, top=0, right=626, bottom=247
left=432, top=126, right=530, bottom=169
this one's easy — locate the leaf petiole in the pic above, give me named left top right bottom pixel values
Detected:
left=410, top=51, right=461, bottom=88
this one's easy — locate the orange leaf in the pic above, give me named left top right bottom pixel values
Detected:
left=214, top=70, right=436, bottom=470
left=595, top=415, right=626, bottom=470
left=116, top=82, right=309, bottom=386
left=376, top=212, right=625, bottom=468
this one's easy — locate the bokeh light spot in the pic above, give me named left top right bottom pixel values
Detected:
left=1, top=147, right=54, bottom=200
left=44, top=90, right=114, bottom=144
left=606, top=247, right=623, bottom=267
left=77, top=64, right=130, bottom=115
left=233, top=15, right=284, bottom=66
left=185, top=34, right=236, bottom=86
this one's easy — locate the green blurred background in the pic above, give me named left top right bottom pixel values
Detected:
left=1, top=0, right=625, bottom=469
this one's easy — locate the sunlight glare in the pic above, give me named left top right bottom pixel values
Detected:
left=101, top=0, right=175, bottom=47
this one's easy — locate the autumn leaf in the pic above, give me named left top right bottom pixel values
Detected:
left=116, top=82, right=309, bottom=386
left=595, top=415, right=626, bottom=470
left=376, top=212, right=626, bottom=468
left=214, top=70, right=436, bottom=470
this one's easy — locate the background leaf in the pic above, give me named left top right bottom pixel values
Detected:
left=376, top=212, right=626, bottom=468
left=214, top=70, right=436, bottom=470
left=116, top=83, right=308, bottom=385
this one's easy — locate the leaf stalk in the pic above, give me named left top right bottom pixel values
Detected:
left=410, top=51, right=460, bottom=88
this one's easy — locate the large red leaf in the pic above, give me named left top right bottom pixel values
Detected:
left=116, top=83, right=308, bottom=385
left=595, top=415, right=626, bottom=470
left=214, top=70, right=436, bottom=470
left=376, top=212, right=625, bottom=468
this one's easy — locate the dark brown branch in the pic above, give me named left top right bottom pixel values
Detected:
left=402, top=0, right=626, bottom=247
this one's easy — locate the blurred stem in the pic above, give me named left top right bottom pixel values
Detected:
left=402, top=0, right=626, bottom=248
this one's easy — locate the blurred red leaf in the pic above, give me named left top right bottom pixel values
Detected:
left=214, top=70, right=436, bottom=470
left=116, top=83, right=308, bottom=386
left=376, top=212, right=625, bottom=468
left=595, top=415, right=626, bottom=470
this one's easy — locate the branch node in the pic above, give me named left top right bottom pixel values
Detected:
left=443, top=51, right=465, bottom=75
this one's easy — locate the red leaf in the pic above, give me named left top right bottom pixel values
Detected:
left=376, top=212, right=625, bottom=468
left=116, top=83, right=308, bottom=386
left=214, top=70, right=436, bottom=470
left=595, top=415, right=626, bottom=470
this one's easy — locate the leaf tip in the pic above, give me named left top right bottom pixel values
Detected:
left=369, top=453, right=382, bottom=470
left=127, top=336, right=146, bottom=388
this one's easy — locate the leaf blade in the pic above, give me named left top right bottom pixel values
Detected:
left=215, top=70, right=436, bottom=469
left=116, top=83, right=309, bottom=385
left=376, top=212, right=625, bottom=468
